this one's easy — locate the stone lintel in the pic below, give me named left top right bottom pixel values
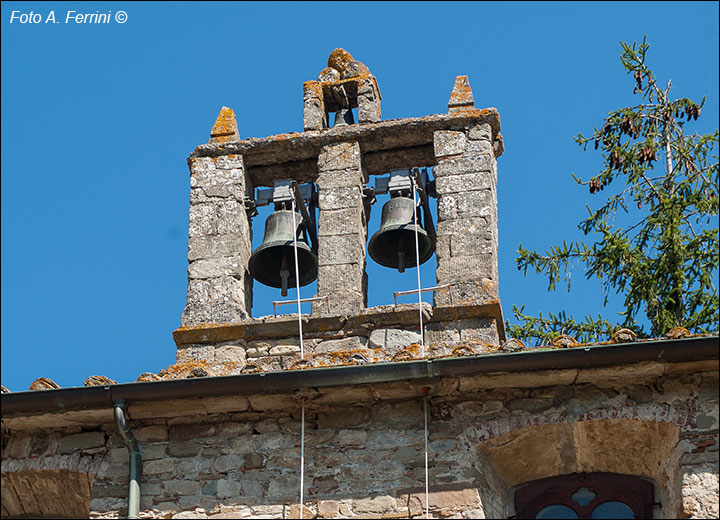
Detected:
left=244, top=144, right=438, bottom=187
left=191, top=109, right=501, bottom=175
left=172, top=301, right=503, bottom=346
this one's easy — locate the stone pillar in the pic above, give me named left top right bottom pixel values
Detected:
left=357, top=76, right=381, bottom=123
left=433, top=123, right=498, bottom=308
left=314, top=141, right=367, bottom=315
left=303, top=81, right=326, bottom=131
left=181, top=108, right=253, bottom=326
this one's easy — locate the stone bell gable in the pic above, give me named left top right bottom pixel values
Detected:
left=177, top=49, right=505, bottom=377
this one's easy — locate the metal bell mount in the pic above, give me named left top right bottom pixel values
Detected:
left=367, top=169, right=436, bottom=272
left=248, top=180, right=318, bottom=296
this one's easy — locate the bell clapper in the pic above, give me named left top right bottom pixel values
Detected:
left=397, top=243, right=406, bottom=273
left=280, top=253, right=290, bottom=297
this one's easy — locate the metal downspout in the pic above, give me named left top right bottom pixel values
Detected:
left=114, top=399, right=142, bottom=519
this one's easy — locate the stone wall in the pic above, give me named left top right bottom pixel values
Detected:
left=315, top=141, right=368, bottom=315
left=3, top=363, right=717, bottom=519
left=433, top=123, right=498, bottom=308
left=173, top=304, right=501, bottom=375
left=182, top=151, right=252, bottom=327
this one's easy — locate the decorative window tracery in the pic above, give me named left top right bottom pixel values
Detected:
left=514, top=473, right=655, bottom=519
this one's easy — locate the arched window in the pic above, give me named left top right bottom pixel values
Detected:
left=514, top=473, right=655, bottom=519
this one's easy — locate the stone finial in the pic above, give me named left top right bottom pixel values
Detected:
left=210, top=106, right=240, bottom=144
left=328, top=48, right=354, bottom=73
left=448, top=75, right=475, bottom=113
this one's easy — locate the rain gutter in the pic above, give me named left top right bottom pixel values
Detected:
left=113, top=400, right=141, bottom=519
left=2, top=335, right=717, bottom=417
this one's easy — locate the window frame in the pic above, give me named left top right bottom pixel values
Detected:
left=514, top=472, right=655, bottom=519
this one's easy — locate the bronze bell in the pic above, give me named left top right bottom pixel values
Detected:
left=333, top=108, right=354, bottom=127
left=367, top=196, right=434, bottom=272
left=248, top=210, right=318, bottom=296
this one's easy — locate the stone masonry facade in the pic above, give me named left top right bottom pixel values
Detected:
left=2, top=358, right=717, bottom=518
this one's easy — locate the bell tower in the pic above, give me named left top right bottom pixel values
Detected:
left=174, top=49, right=505, bottom=375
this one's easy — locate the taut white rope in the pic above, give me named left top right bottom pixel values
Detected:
left=412, top=177, right=425, bottom=356
left=291, top=198, right=305, bottom=358
left=424, top=395, right=430, bottom=519
left=299, top=399, right=306, bottom=519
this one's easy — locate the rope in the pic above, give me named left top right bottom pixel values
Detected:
left=291, top=199, right=305, bottom=358
left=424, top=395, right=430, bottom=519
left=412, top=177, right=425, bottom=356
left=299, top=399, right=306, bottom=519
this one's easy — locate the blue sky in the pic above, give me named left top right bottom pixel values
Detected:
left=2, top=1, right=718, bottom=391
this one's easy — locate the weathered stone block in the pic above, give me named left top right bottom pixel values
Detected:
left=318, top=234, right=365, bottom=265
left=304, top=81, right=326, bottom=131
left=437, top=190, right=493, bottom=221
left=166, top=441, right=201, bottom=458
left=216, top=200, right=249, bottom=235
left=317, top=264, right=364, bottom=293
left=318, top=142, right=361, bottom=172
left=188, top=203, right=217, bottom=237
left=181, top=303, right=247, bottom=326
left=433, top=281, right=498, bottom=307
left=190, top=166, right=245, bottom=193
left=468, top=123, right=492, bottom=141
left=169, top=423, right=216, bottom=441
left=214, top=344, right=247, bottom=364
left=213, top=454, right=244, bottom=473
left=368, top=329, right=422, bottom=354
left=433, top=154, right=493, bottom=176
left=188, top=257, right=244, bottom=279
left=269, top=344, right=300, bottom=356
left=214, top=154, right=244, bottom=170
left=315, top=336, right=368, bottom=354
left=176, top=344, right=215, bottom=364
left=317, top=207, right=366, bottom=236
left=318, top=500, right=341, bottom=519
left=134, top=425, right=168, bottom=442
left=317, top=289, right=365, bottom=315
left=318, top=186, right=362, bottom=210
left=57, top=432, right=105, bottom=454
left=434, top=130, right=467, bottom=158
left=371, top=401, right=424, bottom=427
left=189, top=156, right=215, bottom=174
left=188, top=235, right=244, bottom=262
left=435, top=172, right=492, bottom=194
left=358, top=92, right=382, bottom=123
left=144, top=458, right=175, bottom=475
left=186, top=276, right=246, bottom=306
left=317, top=407, right=370, bottom=429
left=436, top=255, right=495, bottom=283
left=7, top=435, right=32, bottom=459
left=448, top=233, right=494, bottom=257
left=247, top=394, right=297, bottom=411
left=352, top=495, right=396, bottom=514
left=164, top=479, right=203, bottom=495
